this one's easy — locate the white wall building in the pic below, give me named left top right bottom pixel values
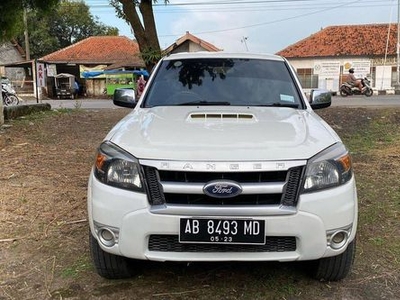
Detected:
left=277, top=24, right=399, bottom=94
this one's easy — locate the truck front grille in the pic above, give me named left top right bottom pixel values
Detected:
left=143, top=166, right=304, bottom=207
left=148, top=235, right=296, bottom=252
left=163, top=193, right=282, bottom=205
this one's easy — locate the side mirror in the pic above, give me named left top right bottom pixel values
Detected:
left=309, top=89, right=332, bottom=109
left=113, top=88, right=137, bottom=108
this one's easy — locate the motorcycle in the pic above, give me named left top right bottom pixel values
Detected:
left=2, top=82, right=19, bottom=106
left=340, top=77, right=373, bottom=97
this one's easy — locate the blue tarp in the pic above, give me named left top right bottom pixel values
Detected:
left=82, top=69, right=149, bottom=78
left=81, top=71, right=103, bottom=78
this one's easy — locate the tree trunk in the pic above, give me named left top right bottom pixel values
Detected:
left=118, top=0, right=161, bottom=71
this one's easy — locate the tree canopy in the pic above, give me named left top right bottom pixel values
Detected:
left=16, top=0, right=119, bottom=59
left=0, top=0, right=59, bottom=41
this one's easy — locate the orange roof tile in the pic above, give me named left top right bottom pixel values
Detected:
left=40, top=36, right=145, bottom=67
left=277, top=24, right=398, bottom=58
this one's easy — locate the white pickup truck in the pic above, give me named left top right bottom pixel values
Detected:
left=87, top=52, right=358, bottom=281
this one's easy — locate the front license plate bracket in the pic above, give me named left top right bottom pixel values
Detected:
left=179, top=218, right=265, bottom=245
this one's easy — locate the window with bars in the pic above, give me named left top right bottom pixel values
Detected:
left=296, top=68, right=318, bottom=89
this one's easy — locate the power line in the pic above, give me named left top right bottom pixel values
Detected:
left=86, top=0, right=394, bottom=9
left=83, top=0, right=395, bottom=38
left=153, top=4, right=394, bottom=14
left=157, top=0, right=367, bottom=37
left=85, top=0, right=395, bottom=13
left=153, top=0, right=389, bottom=6
left=86, top=1, right=395, bottom=15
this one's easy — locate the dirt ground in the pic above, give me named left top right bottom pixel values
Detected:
left=0, top=106, right=399, bottom=300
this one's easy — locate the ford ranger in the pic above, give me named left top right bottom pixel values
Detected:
left=87, top=52, right=358, bottom=281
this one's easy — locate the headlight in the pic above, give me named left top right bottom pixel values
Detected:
left=303, top=143, right=353, bottom=193
left=93, top=141, right=144, bottom=192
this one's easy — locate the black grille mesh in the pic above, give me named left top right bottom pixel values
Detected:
left=164, top=193, right=282, bottom=205
left=143, top=166, right=165, bottom=205
left=148, top=235, right=296, bottom=252
left=158, top=170, right=287, bottom=183
left=143, top=166, right=304, bottom=207
left=281, top=167, right=304, bottom=206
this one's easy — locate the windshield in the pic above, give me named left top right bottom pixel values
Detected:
left=143, top=58, right=303, bottom=108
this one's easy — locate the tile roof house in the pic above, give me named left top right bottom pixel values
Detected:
left=0, top=40, right=26, bottom=124
left=0, top=41, right=24, bottom=124
left=41, top=36, right=145, bottom=68
left=276, top=24, right=399, bottom=94
left=38, top=33, right=222, bottom=98
left=0, top=40, right=26, bottom=84
left=39, top=36, right=146, bottom=97
left=277, top=24, right=397, bottom=58
left=163, top=31, right=222, bottom=55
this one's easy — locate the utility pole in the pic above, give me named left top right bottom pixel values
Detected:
left=23, top=9, right=30, bottom=61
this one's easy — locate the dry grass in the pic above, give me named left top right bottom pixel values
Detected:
left=0, top=107, right=399, bottom=300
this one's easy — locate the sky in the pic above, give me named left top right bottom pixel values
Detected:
left=85, top=0, right=399, bottom=54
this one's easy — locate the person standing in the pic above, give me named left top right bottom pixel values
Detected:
left=136, top=75, right=146, bottom=98
left=73, top=80, right=81, bottom=98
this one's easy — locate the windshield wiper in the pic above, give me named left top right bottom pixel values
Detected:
left=178, top=101, right=231, bottom=106
left=257, top=102, right=300, bottom=109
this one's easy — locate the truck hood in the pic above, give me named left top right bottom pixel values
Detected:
left=107, top=106, right=340, bottom=161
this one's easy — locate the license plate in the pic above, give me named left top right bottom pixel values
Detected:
left=179, top=218, right=265, bottom=245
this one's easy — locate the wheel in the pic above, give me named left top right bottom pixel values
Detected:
left=5, top=95, right=19, bottom=106
left=339, top=88, right=349, bottom=97
left=89, top=230, right=136, bottom=279
left=3, top=94, right=19, bottom=106
left=309, top=238, right=356, bottom=281
left=364, top=88, right=373, bottom=97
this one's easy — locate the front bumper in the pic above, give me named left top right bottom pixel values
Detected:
left=87, top=171, right=358, bottom=262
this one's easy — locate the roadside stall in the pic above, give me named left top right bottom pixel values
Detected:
left=81, top=70, right=149, bottom=97
left=104, top=71, right=135, bottom=96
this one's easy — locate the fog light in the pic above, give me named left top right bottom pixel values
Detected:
left=93, top=221, right=120, bottom=247
left=329, top=230, right=348, bottom=250
left=101, top=229, right=113, bottom=241
left=327, top=224, right=352, bottom=250
left=332, top=231, right=345, bottom=244
left=98, top=228, right=117, bottom=247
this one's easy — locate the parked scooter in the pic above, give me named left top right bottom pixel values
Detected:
left=340, top=77, right=373, bottom=97
left=2, top=82, right=19, bottom=106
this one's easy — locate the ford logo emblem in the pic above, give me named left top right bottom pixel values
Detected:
left=203, top=180, right=243, bottom=198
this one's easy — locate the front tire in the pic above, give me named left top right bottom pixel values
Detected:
left=3, top=93, right=19, bottom=106
left=6, top=95, right=19, bottom=106
left=89, top=231, right=136, bottom=279
left=364, top=88, right=373, bottom=97
left=339, top=87, right=349, bottom=97
left=310, top=238, right=356, bottom=281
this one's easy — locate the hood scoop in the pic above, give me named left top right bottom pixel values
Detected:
left=189, top=112, right=256, bottom=122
